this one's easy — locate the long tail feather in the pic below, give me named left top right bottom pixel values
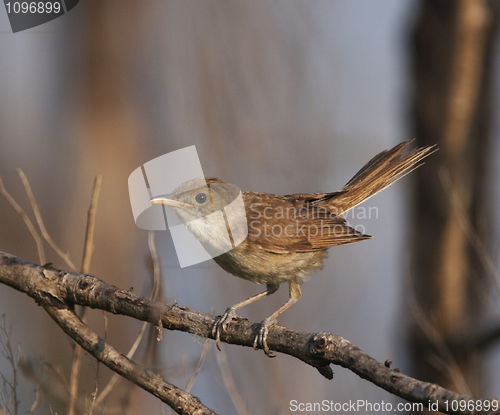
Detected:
left=334, top=140, right=437, bottom=212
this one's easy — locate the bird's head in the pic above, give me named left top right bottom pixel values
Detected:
left=149, top=177, right=247, bottom=255
left=150, top=177, right=240, bottom=223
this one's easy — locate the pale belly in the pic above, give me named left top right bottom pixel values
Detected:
left=212, top=241, right=328, bottom=285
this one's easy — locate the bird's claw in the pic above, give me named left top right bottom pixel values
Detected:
left=212, top=307, right=237, bottom=350
left=253, top=317, right=277, bottom=357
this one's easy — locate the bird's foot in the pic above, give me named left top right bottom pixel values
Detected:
left=253, top=317, right=277, bottom=357
left=212, top=307, right=238, bottom=350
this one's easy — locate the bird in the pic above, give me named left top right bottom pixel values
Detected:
left=150, top=140, right=436, bottom=356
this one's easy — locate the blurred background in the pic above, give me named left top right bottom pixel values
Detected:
left=1, top=0, right=500, bottom=414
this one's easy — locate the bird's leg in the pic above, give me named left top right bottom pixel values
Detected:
left=254, top=280, right=301, bottom=357
left=213, top=283, right=279, bottom=350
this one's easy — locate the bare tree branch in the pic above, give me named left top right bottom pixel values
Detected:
left=15, top=169, right=77, bottom=273
left=0, top=250, right=215, bottom=414
left=0, top=250, right=499, bottom=415
left=40, top=302, right=215, bottom=415
left=68, top=173, right=102, bottom=415
left=80, top=174, right=102, bottom=275
left=0, top=177, right=46, bottom=265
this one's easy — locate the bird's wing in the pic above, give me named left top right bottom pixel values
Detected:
left=243, top=192, right=371, bottom=254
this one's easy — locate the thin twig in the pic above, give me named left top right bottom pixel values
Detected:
left=0, top=177, right=45, bottom=265
left=96, top=231, right=161, bottom=405
left=29, top=387, right=39, bottom=415
left=0, top=317, right=18, bottom=415
left=413, top=305, right=471, bottom=395
left=185, top=340, right=211, bottom=393
left=87, top=360, right=100, bottom=415
left=439, top=167, right=500, bottom=298
left=215, top=346, right=248, bottom=415
left=20, top=358, right=91, bottom=415
left=81, top=174, right=102, bottom=275
left=67, top=343, right=83, bottom=415
left=67, top=174, right=103, bottom=415
left=95, top=321, right=150, bottom=405
left=148, top=231, right=161, bottom=302
left=407, top=270, right=471, bottom=395
left=42, top=361, right=69, bottom=393
left=16, top=169, right=77, bottom=272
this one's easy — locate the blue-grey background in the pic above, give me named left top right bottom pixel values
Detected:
left=1, top=1, right=499, bottom=414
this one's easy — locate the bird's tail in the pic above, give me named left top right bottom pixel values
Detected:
left=333, top=140, right=436, bottom=213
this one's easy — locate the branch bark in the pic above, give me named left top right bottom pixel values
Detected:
left=1, top=250, right=499, bottom=415
left=0, top=251, right=215, bottom=415
left=42, top=303, right=214, bottom=415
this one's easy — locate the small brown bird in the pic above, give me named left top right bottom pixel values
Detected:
left=151, top=141, right=436, bottom=356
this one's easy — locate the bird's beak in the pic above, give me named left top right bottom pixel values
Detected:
left=150, top=196, right=194, bottom=209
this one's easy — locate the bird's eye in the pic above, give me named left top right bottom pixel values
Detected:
left=195, top=193, right=208, bottom=204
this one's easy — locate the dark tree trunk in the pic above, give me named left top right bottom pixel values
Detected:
left=411, top=0, right=500, bottom=402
